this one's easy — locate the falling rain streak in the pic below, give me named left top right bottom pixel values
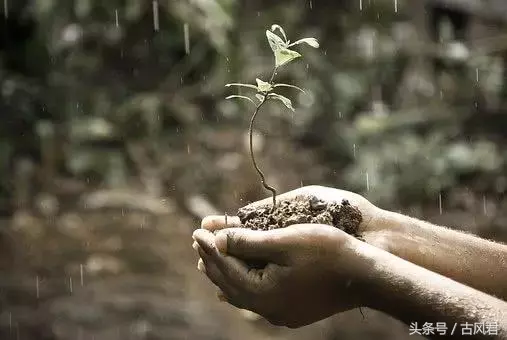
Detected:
left=3, top=0, right=7, bottom=19
left=366, top=172, right=369, bottom=191
left=394, top=0, right=398, bottom=12
left=438, top=193, right=442, bottom=215
left=476, top=68, right=479, bottom=82
left=69, top=277, right=73, bottom=294
left=483, top=195, right=487, bottom=215
left=184, top=23, right=190, bottom=54
left=115, top=9, right=119, bottom=27
left=359, top=0, right=363, bottom=11
left=36, top=276, right=40, bottom=298
left=80, top=264, right=84, bottom=286
left=153, top=0, right=160, bottom=32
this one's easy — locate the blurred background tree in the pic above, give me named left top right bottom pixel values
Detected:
left=0, top=1, right=506, bottom=339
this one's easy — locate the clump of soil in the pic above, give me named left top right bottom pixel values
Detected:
left=237, top=195, right=362, bottom=237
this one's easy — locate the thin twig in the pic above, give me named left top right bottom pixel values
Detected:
left=249, top=66, right=278, bottom=210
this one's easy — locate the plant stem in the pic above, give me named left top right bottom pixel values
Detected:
left=249, top=66, right=278, bottom=210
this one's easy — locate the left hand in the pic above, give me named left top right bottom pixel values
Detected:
left=192, top=224, right=369, bottom=328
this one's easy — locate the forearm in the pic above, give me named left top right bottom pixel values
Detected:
left=351, top=241, right=507, bottom=339
left=362, top=209, right=507, bottom=300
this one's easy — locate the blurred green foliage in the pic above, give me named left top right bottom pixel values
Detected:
left=1, top=0, right=506, bottom=212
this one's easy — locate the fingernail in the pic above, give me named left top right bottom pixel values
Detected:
left=197, top=259, right=206, bottom=273
left=192, top=241, right=199, bottom=251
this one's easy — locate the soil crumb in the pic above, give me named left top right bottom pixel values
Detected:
left=237, top=195, right=362, bottom=236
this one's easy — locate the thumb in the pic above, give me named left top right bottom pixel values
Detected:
left=215, top=228, right=289, bottom=264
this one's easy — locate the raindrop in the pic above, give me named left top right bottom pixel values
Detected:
left=36, top=276, right=40, bottom=298
left=309, top=0, right=313, bottom=9
left=3, top=0, right=7, bottom=19
left=224, top=212, right=228, bottom=227
left=115, top=9, right=119, bottom=27
left=483, top=195, right=487, bottom=215
left=438, top=193, right=442, bottom=215
left=338, top=111, right=342, bottom=118
left=394, top=0, right=398, bottom=12
left=187, top=144, right=191, bottom=154
left=476, top=68, right=479, bottom=82
left=80, top=264, right=84, bottom=286
left=69, top=277, right=73, bottom=294
left=301, top=180, right=304, bottom=187
left=439, top=90, right=444, bottom=99
left=353, top=144, right=356, bottom=158
left=184, top=23, right=190, bottom=54
left=366, top=172, right=369, bottom=191
left=360, top=0, right=363, bottom=11
left=9, top=312, right=11, bottom=332
left=152, top=0, right=160, bottom=32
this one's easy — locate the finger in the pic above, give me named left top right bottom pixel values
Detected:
left=193, top=229, right=221, bottom=255
left=214, top=227, right=291, bottom=264
left=198, top=250, right=253, bottom=308
left=196, top=241, right=259, bottom=291
left=201, top=215, right=241, bottom=231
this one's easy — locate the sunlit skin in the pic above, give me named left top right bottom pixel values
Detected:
left=192, top=186, right=507, bottom=339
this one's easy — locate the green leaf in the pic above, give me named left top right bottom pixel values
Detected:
left=268, top=93, right=295, bottom=111
left=255, top=78, right=273, bottom=92
left=225, top=83, right=259, bottom=90
left=289, top=37, right=320, bottom=48
left=225, top=95, right=256, bottom=105
left=255, top=94, right=265, bottom=102
left=273, top=83, right=306, bottom=93
left=270, top=24, right=288, bottom=42
left=274, top=48, right=301, bottom=67
left=266, top=30, right=287, bottom=54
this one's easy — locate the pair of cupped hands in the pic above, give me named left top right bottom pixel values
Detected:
left=192, top=185, right=385, bottom=328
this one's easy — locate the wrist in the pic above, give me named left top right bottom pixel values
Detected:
left=333, top=235, right=385, bottom=310
left=358, top=208, right=402, bottom=253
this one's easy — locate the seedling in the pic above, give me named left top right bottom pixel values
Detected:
left=225, top=24, right=319, bottom=210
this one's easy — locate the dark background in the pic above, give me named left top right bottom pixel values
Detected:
left=0, top=1, right=506, bottom=339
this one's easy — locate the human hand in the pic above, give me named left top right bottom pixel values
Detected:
left=192, top=224, right=369, bottom=328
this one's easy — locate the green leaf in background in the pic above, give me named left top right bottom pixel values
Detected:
left=255, top=78, right=273, bottom=92
left=225, top=95, right=256, bottom=105
left=289, top=37, right=320, bottom=48
left=270, top=24, right=288, bottom=42
left=225, top=83, right=259, bottom=90
left=268, top=93, right=295, bottom=111
left=275, top=48, right=301, bottom=67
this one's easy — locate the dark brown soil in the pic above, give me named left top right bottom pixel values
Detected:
left=237, top=195, right=363, bottom=236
